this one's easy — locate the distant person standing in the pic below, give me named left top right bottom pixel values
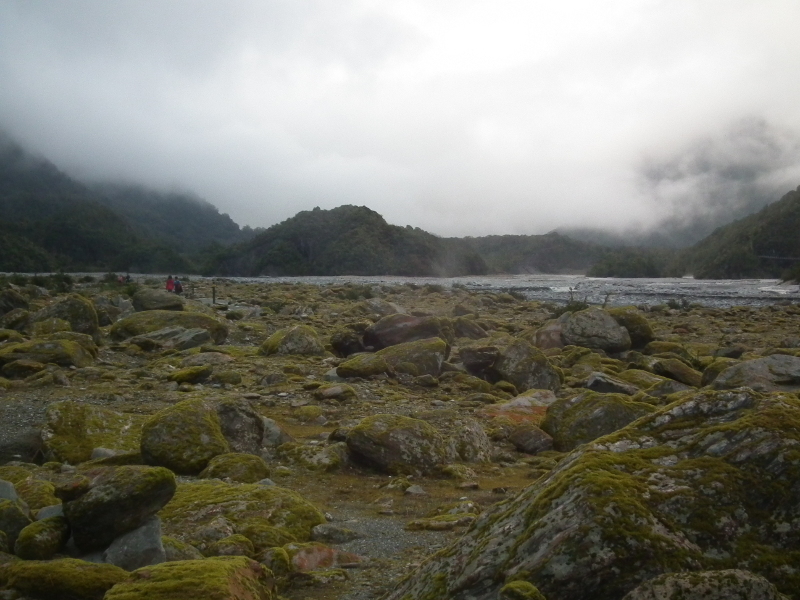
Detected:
left=166, top=275, right=175, bottom=293
left=174, top=277, right=183, bottom=295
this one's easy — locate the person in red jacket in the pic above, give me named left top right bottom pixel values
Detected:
left=166, top=275, right=175, bottom=292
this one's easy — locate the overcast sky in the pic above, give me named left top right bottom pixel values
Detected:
left=2, top=0, right=800, bottom=237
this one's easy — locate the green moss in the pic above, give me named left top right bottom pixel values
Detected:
left=499, top=580, right=547, bottom=600
left=336, top=353, right=390, bottom=378
left=200, top=453, right=271, bottom=483
left=294, top=405, right=323, bottom=422
left=0, top=558, right=128, bottom=600
left=0, top=465, right=35, bottom=484
left=159, top=480, right=325, bottom=544
left=259, top=325, right=325, bottom=356
left=103, top=556, right=275, bottom=600
left=0, top=499, right=32, bottom=548
left=0, top=339, right=94, bottom=368
left=206, top=534, right=256, bottom=558
left=41, top=400, right=145, bottom=464
left=168, top=365, right=213, bottom=384
left=275, top=442, right=346, bottom=472
left=110, top=310, right=228, bottom=344
left=210, top=370, right=242, bottom=385
left=376, top=337, right=448, bottom=377
left=14, top=516, right=70, bottom=560
left=14, top=478, right=59, bottom=511
left=161, top=535, right=203, bottom=561
left=140, top=399, right=230, bottom=475
left=237, top=519, right=296, bottom=553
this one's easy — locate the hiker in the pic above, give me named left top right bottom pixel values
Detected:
left=166, top=275, right=175, bottom=293
left=174, top=277, right=183, bottom=295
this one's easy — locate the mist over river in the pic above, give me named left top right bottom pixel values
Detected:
left=115, top=274, right=800, bottom=309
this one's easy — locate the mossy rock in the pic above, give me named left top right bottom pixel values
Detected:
left=168, top=365, right=213, bottom=384
left=64, top=465, right=176, bottom=552
left=206, top=533, right=256, bottom=558
left=313, top=383, right=358, bottom=402
left=110, top=310, right=228, bottom=344
left=294, top=405, right=322, bottom=423
left=161, top=536, right=203, bottom=561
left=376, top=337, right=448, bottom=377
left=500, top=580, right=547, bottom=600
left=652, top=357, right=703, bottom=387
left=41, top=400, right=146, bottom=464
left=616, top=369, right=668, bottom=389
left=159, top=480, right=325, bottom=547
left=541, top=390, right=657, bottom=451
left=32, top=317, right=71, bottom=336
left=257, top=546, right=292, bottom=580
left=259, top=325, right=325, bottom=356
left=1, top=359, right=46, bottom=379
left=701, top=357, right=740, bottom=386
left=103, top=556, right=275, bottom=600
left=140, top=399, right=230, bottom=475
left=275, top=442, right=347, bottom=472
left=346, top=414, right=452, bottom=475
left=336, top=353, right=390, bottom=378
left=210, top=370, right=243, bottom=385
left=0, top=499, right=31, bottom=548
left=41, top=331, right=99, bottom=357
left=238, top=520, right=296, bottom=553
left=14, top=516, right=70, bottom=560
left=643, top=341, right=696, bottom=363
left=0, top=531, right=7, bottom=554
left=0, top=466, right=34, bottom=485
left=30, top=294, right=100, bottom=343
left=0, top=376, right=11, bottom=390
left=0, top=558, right=128, bottom=600
left=14, top=478, right=59, bottom=511
left=200, top=453, right=271, bottom=483
left=0, top=339, right=94, bottom=368
left=491, top=339, right=561, bottom=392
left=131, top=288, right=184, bottom=312
left=607, top=306, right=655, bottom=349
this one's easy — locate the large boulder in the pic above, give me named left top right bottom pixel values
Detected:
left=131, top=288, right=184, bottom=312
left=64, top=465, right=176, bottom=552
left=0, top=289, right=28, bottom=316
left=127, top=326, right=211, bottom=351
left=30, top=294, right=100, bottom=343
left=541, top=390, right=657, bottom=451
left=385, top=389, right=800, bottom=600
left=491, top=339, right=561, bottom=392
left=259, top=325, right=325, bottom=356
left=336, top=353, right=391, bottom=378
left=0, top=558, right=129, bottom=600
left=622, top=569, right=789, bottom=600
left=103, top=516, right=166, bottom=571
left=200, top=453, right=270, bottom=484
left=607, top=306, right=655, bottom=348
left=363, top=314, right=453, bottom=350
left=0, top=339, right=94, bottom=368
left=215, top=398, right=265, bottom=455
left=417, top=410, right=492, bottom=463
left=346, top=414, right=452, bottom=475
left=14, top=516, right=70, bottom=560
left=159, top=479, right=325, bottom=552
left=713, top=354, right=800, bottom=392
left=376, top=337, right=449, bottom=377
left=110, top=311, right=228, bottom=344
left=140, top=399, right=230, bottom=475
left=560, top=307, right=632, bottom=353
left=0, top=498, right=31, bottom=549
left=41, top=400, right=145, bottom=464
left=103, top=556, right=275, bottom=600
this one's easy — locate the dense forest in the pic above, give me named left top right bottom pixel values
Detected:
left=3, top=133, right=800, bottom=280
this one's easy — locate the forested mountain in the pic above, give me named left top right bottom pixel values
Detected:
left=0, top=135, right=252, bottom=273
left=673, top=185, right=800, bottom=279
left=212, top=205, right=489, bottom=277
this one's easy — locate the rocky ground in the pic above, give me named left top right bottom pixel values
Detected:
left=1, top=277, right=799, bottom=600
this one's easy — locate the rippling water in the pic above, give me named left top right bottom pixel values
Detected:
left=177, top=274, right=800, bottom=309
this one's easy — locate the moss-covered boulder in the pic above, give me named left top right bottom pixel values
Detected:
left=0, top=329, right=25, bottom=344
left=0, top=499, right=31, bottom=548
left=30, top=294, right=101, bottom=344
left=41, top=331, right=99, bottom=357
left=652, top=357, right=703, bottom=387
left=712, top=354, right=800, bottom=392
left=0, top=308, right=30, bottom=332
left=259, top=325, right=325, bottom=356
left=14, top=515, right=70, bottom=559
left=103, top=556, right=275, bottom=600
left=346, top=414, right=452, bottom=475
left=167, top=365, right=213, bottom=384
left=607, top=306, right=655, bottom=348
left=206, top=534, right=256, bottom=558
left=1, top=359, right=45, bottom=379
left=617, top=369, right=668, bottom=389
left=200, top=453, right=270, bottom=483
left=313, top=383, right=358, bottom=402
left=541, top=390, right=657, bottom=451
left=701, top=357, right=740, bottom=386
left=162, top=535, right=204, bottom=561
left=336, top=353, right=390, bottom=378
left=140, top=399, right=230, bottom=475
left=0, top=339, right=94, bottom=368
left=110, top=310, right=228, bottom=344
left=41, top=400, right=146, bottom=464
left=491, top=339, right=561, bottom=392
left=158, top=480, right=325, bottom=552
left=500, top=580, right=547, bottom=600
left=0, top=288, right=29, bottom=316
left=131, top=288, right=184, bottom=312
left=385, top=389, right=800, bottom=600
left=621, top=569, right=789, bottom=600
left=14, top=478, right=59, bottom=511
left=32, top=317, right=71, bottom=336
left=215, top=398, right=265, bottom=455
left=64, top=465, right=176, bottom=552
left=363, top=314, right=454, bottom=349
left=275, top=441, right=347, bottom=472
left=0, top=558, right=128, bottom=600
left=561, top=307, right=632, bottom=353
left=376, top=337, right=448, bottom=377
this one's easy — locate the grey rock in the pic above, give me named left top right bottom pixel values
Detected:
left=509, top=425, right=554, bottom=454
left=311, top=523, right=361, bottom=543
left=131, top=289, right=184, bottom=312
left=404, top=485, right=428, bottom=496
left=491, top=339, right=561, bottom=392
left=103, top=516, right=166, bottom=571
left=36, top=504, right=64, bottom=520
left=363, top=314, right=453, bottom=350
left=561, top=307, right=632, bottom=353
left=262, top=417, right=294, bottom=448
left=622, top=569, right=789, bottom=600
left=713, top=354, right=800, bottom=392
left=90, top=447, right=118, bottom=460
left=215, top=398, right=265, bottom=455
left=0, top=480, right=18, bottom=502
left=585, top=371, right=640, bottom=395
left=128, top=326, right=211, bottom=351
left=31, top=294, right=101, bottom=343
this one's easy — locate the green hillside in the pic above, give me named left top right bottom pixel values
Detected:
left=674, top=186, right=800, bottom=279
